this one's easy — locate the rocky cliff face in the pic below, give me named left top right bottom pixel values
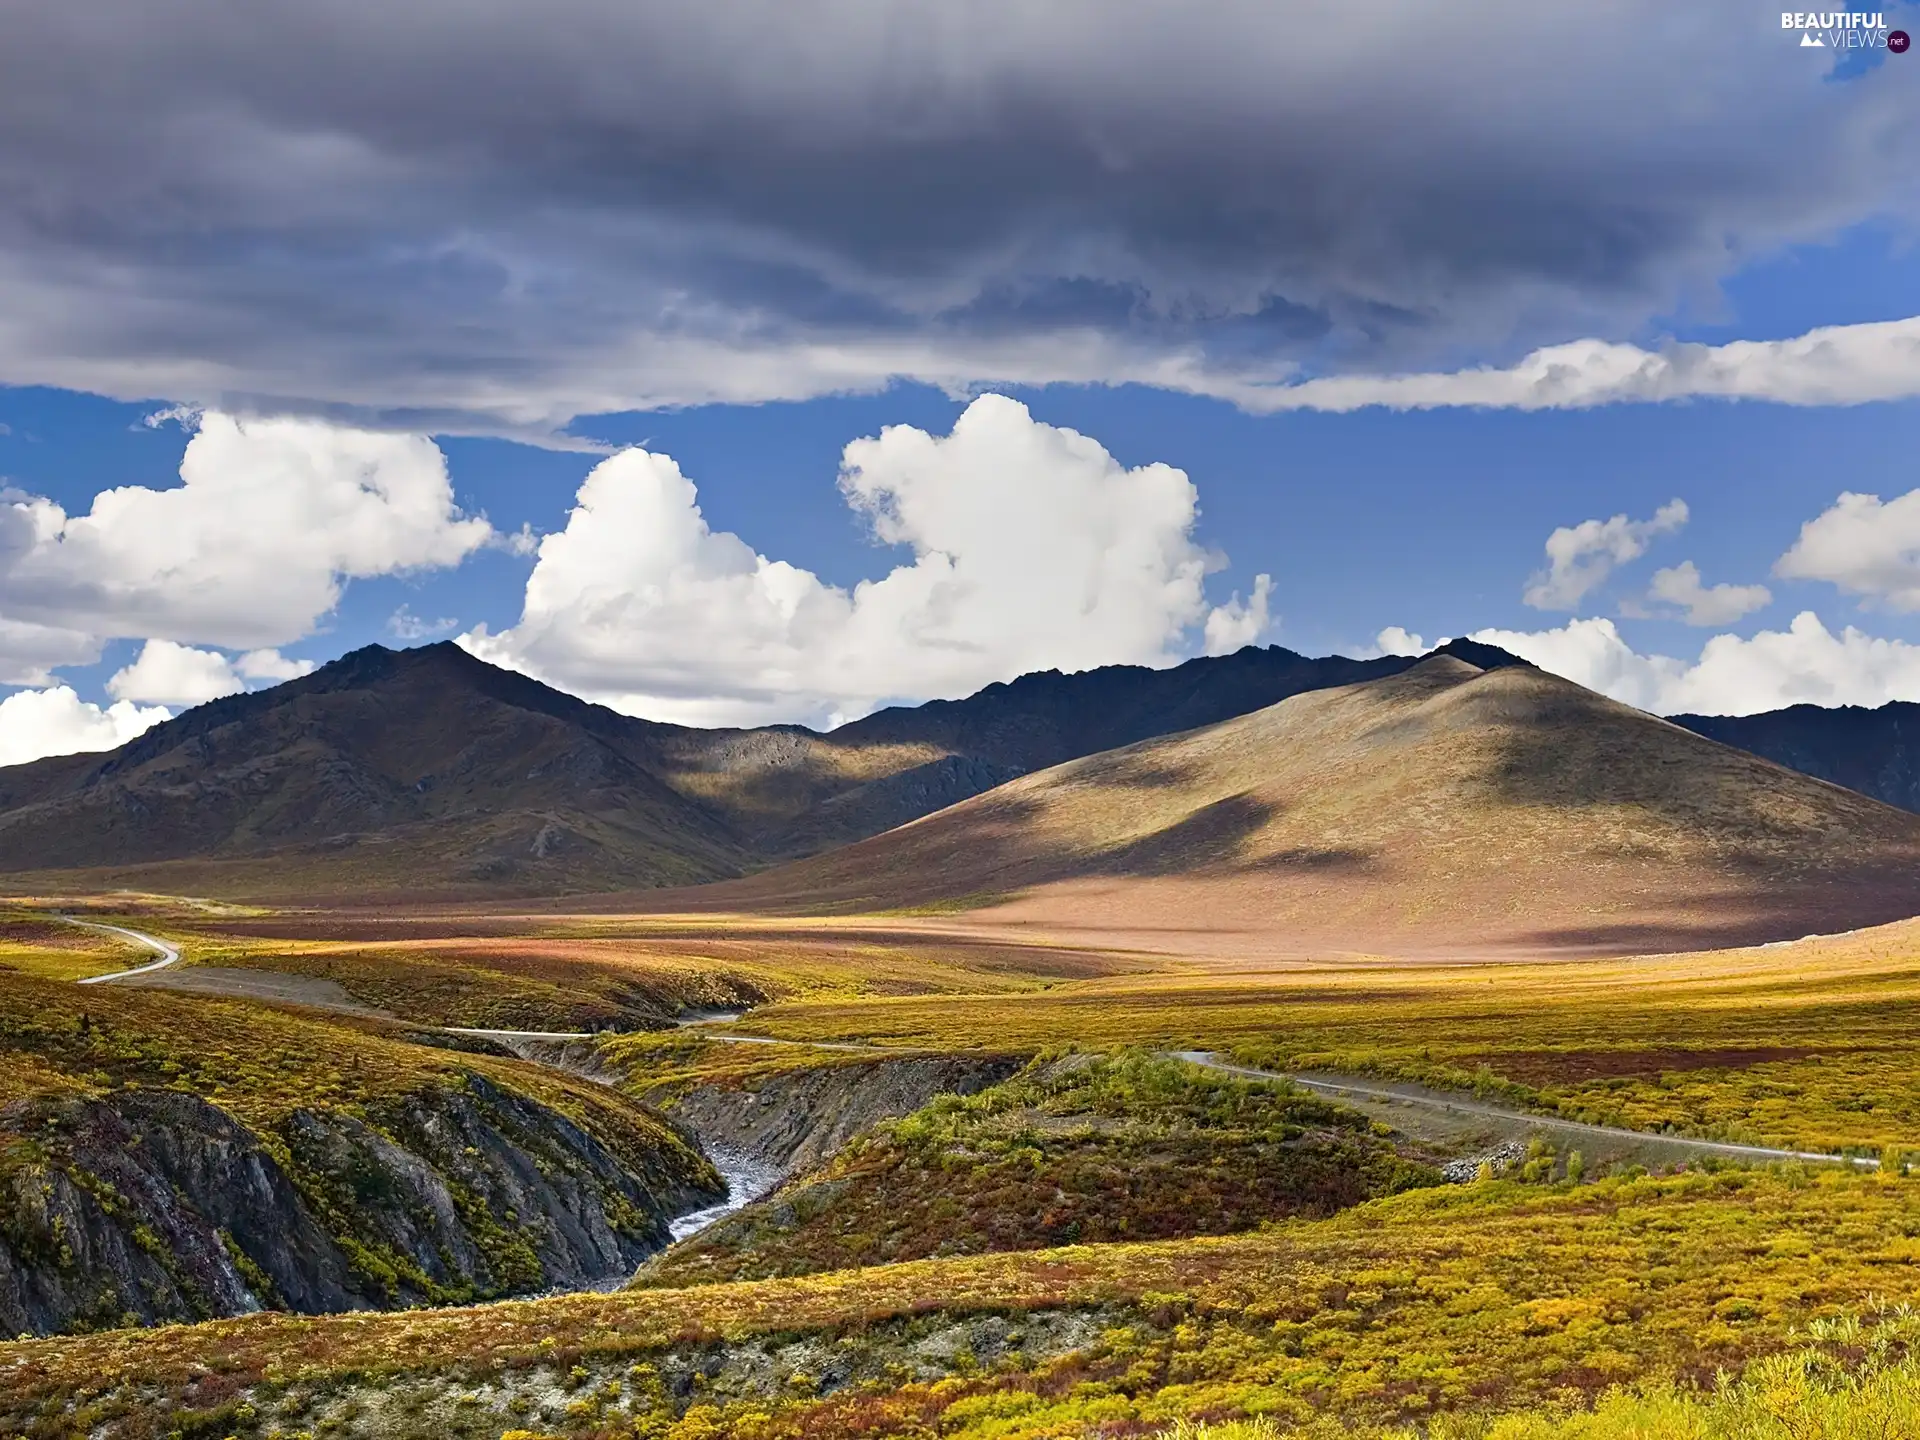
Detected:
left=0, top=1074, right=722, bottom=1337
left=654, top=1053, right=1020, bottom=1176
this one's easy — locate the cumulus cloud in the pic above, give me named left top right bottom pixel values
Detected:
left=1372, top=626, right=1428, bottom=657
left=106, top=639, right=313, bottom=706
left=1641, top=561, right=1772, bottom=626
left=0, top=687, right=169, bottom=769
left=1523, top=500, right=1688, bottom=610
left=1469, top=612, right=1920, bottom=716
left=466, top=395, right=1264, bottom=725
left=0, top=3, right=1911, bottom=429
left=388, top=607, right=459, bottom=641
left=0, top=412, right=494, bottom=648
left=1776, top=489, right=1920, bottom=609
left=0, top=617, right=101, bottom=687
left=1202, top=576, right=1274, bottom=655
left=1236, top=317, right=1920, bottom=414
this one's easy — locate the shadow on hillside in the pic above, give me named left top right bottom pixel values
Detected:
left=1090, top=792, right=1279, bottom=877
left=1507, top=878, right=1920, bottom=956
left=1476, top=697, right=1918, bottom=863
left=1071, top=753, right=1209, bottom=791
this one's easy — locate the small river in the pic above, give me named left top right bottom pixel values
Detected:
left=669, top=1149, right=784, bottom=1240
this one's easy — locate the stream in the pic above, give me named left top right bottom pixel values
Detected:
left=668, top=1149, right=785, bottom=1241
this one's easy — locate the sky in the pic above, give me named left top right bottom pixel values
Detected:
left=2, top=2, right=1920, bottom=764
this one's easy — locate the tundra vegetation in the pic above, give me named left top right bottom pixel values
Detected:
left=4, top=902, right=1920, bottom=1438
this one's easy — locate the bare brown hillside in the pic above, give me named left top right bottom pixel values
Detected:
left=670, top=657, right=1920, bottom=959
left=0, top=640, right=1413, bottom=898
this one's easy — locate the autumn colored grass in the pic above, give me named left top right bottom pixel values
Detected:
left=638, top=1051, right=1440, bottom=1287
left=8, top=1165, right=1920, bottom=1437
left=705, top=916, right=1920, bottom=1155
left=1157, top=1310, right=1920, bottom=1437
left=0, top=909, right=149, bottom=982
left=83, top=905, right=1136, bottom=1029
left=14, top=892, right=1920, bottom=1435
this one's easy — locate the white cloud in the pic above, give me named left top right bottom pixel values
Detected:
left=1237, top=317, right=1920, bottom=414
left=1643, top=561, right=1772, bottom=626
left=1202, top=575, right=1274, bottom=655
left=235, top=648, right=314, bottom=683
left=1775, top=489, right=1920, bottom=610
left=466, top=395, right=1261, bottom=726
left=0, top=412, right=494, bottom=649
left=107, top=641, right=243, bottom=706
left=387, top=607, right=459, bottom=642
left=0, top=687, right=169, bottom=769
left=0, top=617, right=101, bottom=687
left=1523, top=499, right=1688, bottom=610
left=1372, top=626, right=1428, bottom=656
left=1469, top=612, right=1920, bottom=716
left=105, top=639, right=314, bottom=706
left=494, top=523, right=540, bottom=557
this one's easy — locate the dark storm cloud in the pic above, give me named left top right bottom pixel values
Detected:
left=0, top=1, right=1913, bottom=432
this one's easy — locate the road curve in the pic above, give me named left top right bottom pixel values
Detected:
left=67, top=973, right=1870, bottom=1175
left=64, top=919, right=181, bottom=984
left=1172, top=1051, right=1877, bottom=1171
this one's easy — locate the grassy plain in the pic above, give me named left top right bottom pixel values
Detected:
left=706, top=917, right=1920, bottom=1156
left=0, top=910, right=148, bottom=981
left=10, top=893, right=1920, bottom=1435
left=66, top=906, right=1140, bottom=1029
left=6, top=1166, right=1920, bottom=1437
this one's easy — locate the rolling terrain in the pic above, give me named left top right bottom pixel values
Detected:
left=4, top=633, right=1920, bottom=908
left=678, top=655, right=1920, bottom=957
left=0, top=640, right=1457, bottom=898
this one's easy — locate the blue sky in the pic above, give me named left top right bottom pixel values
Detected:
left=1, top=2, right=1919, bottom=758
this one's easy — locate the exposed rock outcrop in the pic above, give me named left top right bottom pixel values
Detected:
left=0, top=1075, right=722, bottom=1337
left=653, top=1052, right=1020, bottom=1176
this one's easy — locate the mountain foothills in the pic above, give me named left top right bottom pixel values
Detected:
left=10, top=643, right=1920, bottom=1438
left=0, top=638, right=1515, bottom=897
left=693, top=657, right=1920, bottom=956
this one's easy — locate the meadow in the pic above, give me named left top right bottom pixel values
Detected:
left=0, top=909, right=149, bottom=982
left=9, top=897, right=1920, bottom=1436
left=699, top=919, right=1920, bottom=1157
left=87, top=909, right=1126, bottom=1029
left=5, top=1165, right=1920, bottom=1437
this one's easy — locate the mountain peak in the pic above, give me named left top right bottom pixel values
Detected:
left=1427, top=637, right=1532, bottom=671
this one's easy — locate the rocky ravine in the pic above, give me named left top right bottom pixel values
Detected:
left=0, top=1072, right=722, bottom=1337
left=650, top=1051, right=1022, bottom=1176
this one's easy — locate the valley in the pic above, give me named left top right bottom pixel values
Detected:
left=6, top=647, right=1920, bottom=1438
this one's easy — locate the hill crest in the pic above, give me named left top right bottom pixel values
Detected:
left=675, top=656, right=1920, bottom=958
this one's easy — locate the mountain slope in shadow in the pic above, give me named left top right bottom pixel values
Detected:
left=0, top=640, right=1474, bottom=896
left=676, top=657, right=1920, bottom=958
left=1672, top=702, right=1920, bottom=814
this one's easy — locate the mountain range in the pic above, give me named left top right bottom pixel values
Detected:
left=0, top=637, right=1914, bottom=914
left=684, top=655, right=1920, bottom=956
left=0, top=638, right=1494, bottom=896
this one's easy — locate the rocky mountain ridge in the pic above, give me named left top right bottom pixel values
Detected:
left=0, top=639, right=1518, bottom=896
left=3, top=632, right=1919, bottom=898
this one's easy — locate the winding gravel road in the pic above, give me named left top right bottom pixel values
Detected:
left=64, top=919, right=181, bottom=984
left=1172, top=1050, right=1877, bottom=1171
left=53, top=935, right=1872, bottom=1176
